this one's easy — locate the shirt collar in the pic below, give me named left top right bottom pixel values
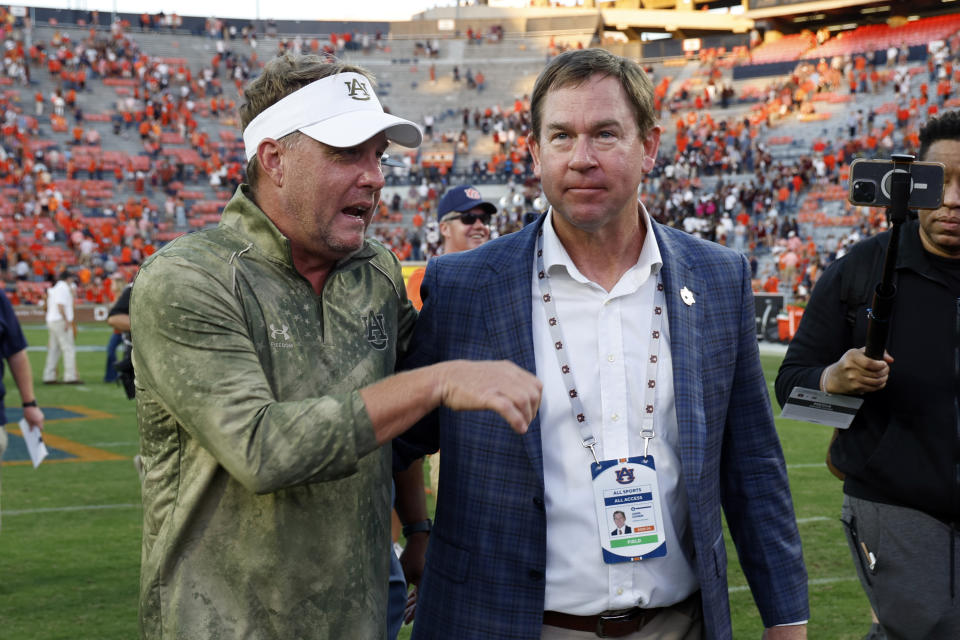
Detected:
left=541, top=201, right=663, bottom=289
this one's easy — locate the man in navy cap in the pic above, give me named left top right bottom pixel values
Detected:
left=406, top=184, right=497, bottom=309
left=397, top=182, right=500, bottom=633
left=437, top=184, right=498, bottom=255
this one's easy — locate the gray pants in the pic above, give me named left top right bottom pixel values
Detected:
left=842, top=494, right=960, bottom=639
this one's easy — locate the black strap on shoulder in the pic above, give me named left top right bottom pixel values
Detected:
left=838, top=239, right=888, bottom=328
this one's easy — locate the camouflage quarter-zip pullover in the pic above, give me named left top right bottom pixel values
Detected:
left=132, top=185, right=416, bottom=639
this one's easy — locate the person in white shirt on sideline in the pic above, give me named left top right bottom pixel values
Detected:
left=43, top=269, right=81, bottom=385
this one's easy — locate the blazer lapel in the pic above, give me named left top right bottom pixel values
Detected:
left=480, top=219, right=544, bottom=485
left=653, top=224, right=706, bottom=490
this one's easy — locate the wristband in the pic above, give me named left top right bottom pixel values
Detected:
left=819, top=364, right=833, bottom=393
left=22, top=400, right=37, bottom=408
left=402, top=518, right=432, bottom=537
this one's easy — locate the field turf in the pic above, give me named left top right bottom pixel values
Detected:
left=0, top=326, right=871, bottom=638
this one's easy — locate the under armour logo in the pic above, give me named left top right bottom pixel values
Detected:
left=344, top=78, right=371, bottom=101
left=270, top=323, right=290, bottom=341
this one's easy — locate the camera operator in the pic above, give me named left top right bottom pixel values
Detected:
left=776, top=110, right=960, bottom=639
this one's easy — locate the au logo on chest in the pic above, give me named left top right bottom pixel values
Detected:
left=362, top=312, right=389, bottom=350
left=344, top=78, right=371, bottom=101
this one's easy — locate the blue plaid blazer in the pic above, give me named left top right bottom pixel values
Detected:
left=397, top=214, right=808, bottom=640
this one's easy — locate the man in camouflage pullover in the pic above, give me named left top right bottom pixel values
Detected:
left=132, top=55, right=541, bottom=640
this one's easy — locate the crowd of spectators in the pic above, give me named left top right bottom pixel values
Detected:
left=0, top=5, right=956, bottom=314
left=370, top=29, right=960, bottom=307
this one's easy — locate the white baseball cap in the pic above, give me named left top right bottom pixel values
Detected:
left=242, top=71, right=422, bottom=162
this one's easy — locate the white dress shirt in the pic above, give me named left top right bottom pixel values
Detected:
left=534, top=205, right=699, bottom=614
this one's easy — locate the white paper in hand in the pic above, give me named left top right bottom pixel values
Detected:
left=19, top=418, right=48, bottom=468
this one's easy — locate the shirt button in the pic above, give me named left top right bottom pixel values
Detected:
left=607, top=354, right=615, bottom=363
left=611, top=413, right=620, bottom=422
left=616, top=587, right=624, bottom=595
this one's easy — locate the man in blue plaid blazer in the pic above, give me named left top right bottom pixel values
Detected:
left=397, top=49, right=807, bottom=639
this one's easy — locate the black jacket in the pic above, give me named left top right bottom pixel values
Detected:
left=776, top=219, right=960, bottom=522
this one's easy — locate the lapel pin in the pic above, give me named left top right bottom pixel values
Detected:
left=680, top=286, right=695, bottom=306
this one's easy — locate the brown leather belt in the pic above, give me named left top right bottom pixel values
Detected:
left=542, top=591, right=700, bottom=638
left=542, top=605, right=665, bottom=638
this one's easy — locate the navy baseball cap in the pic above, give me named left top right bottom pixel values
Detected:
left=437, top=185, right=497, bottom=221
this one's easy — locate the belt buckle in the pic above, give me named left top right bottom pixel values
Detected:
left=596, top=608, right=641, bottom=638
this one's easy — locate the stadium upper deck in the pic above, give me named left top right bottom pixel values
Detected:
left=0, top=1, right=954, bottom=309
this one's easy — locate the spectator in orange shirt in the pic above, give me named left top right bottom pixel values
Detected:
left=763, top=273, right=780, bottom=293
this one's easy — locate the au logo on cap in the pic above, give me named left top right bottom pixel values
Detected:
left=344, top=78, right=371, bottom=101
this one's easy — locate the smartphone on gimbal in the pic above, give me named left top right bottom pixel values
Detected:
left=848, top=159, right=945, bottom=209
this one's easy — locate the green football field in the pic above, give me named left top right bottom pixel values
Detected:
left=0, top=325, right=872, bottom=639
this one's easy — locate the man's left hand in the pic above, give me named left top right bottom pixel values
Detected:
left=399, top=532, right=428, bottom=624
left=399, top=530, right=428, bottom=587
left=763, top=624, right=807, bottom=639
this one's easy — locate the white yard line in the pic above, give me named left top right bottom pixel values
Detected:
left=88, top=442, right=140, bottom=447
left=2, top=503, right=140, bottom=516
left=729, top=575, right=857, bottom=593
